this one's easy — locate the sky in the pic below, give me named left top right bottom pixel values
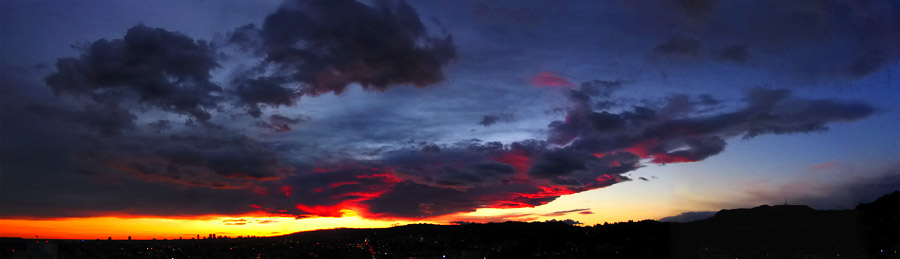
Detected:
left=1, top=0, right=898, bottom=239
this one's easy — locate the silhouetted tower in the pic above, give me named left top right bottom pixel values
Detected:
left=107, top=237, right=111, bottom=241
left=128, top=236, right=131, bottom=241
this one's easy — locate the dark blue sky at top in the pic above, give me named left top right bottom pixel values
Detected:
left=0, top=0, right=897, bottom=220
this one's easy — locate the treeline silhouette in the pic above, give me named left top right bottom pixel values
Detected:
left=2, top=191, right=897, bottom=258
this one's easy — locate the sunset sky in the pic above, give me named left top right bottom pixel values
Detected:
left=1, top=0, right=898, bottom=240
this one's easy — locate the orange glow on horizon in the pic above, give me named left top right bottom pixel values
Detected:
left=0, top=204, right=647, bottom=240
left=0, top=180, right=683, bottom=240
left=0, top=205, right=662, bottom=240
left=0, top=213, right=415, bottom=240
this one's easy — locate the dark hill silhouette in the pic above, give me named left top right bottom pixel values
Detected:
left=856, top=190, right=900, bottom=256
left=658, top=211, right=716, bottom=223
left=666, top=191, right=898, bottom=258
left=3, top=191, right=897, bottom=258
left=273, top=190, right=900, bottom=258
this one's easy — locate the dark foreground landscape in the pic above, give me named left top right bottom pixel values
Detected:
left=3, top=191, right=898, bottom=259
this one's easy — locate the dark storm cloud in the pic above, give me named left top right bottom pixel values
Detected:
left=240, top=0, right=456, bottom=96
left=147, top=120, right=172, bottom=133
left=26, top=103, right=135, bottom=136
left=267, top=139, right=635, bottom=219
left=528, top=149, right=639, bottom=187
left=117, top=133, right=294, bottom=183
left=13, top=128, right=295, bottom=194
left=2, top=0, right=891, bottom=222
left=380, top=141, right=518, bottom=190
left=697, top=94, right=719, bottom=106
left=334, top=83, right=872, bottom=220
left=477, top=112, right=515, bottom=127
left=362, top=182, right=485, bottom=218
left=715, top=44, right=750, bottom=64
left=577, top=80, right=625, bottom=98
left=847, top=53, right=890, bottom=78
left=255, top=114, right=308, bottom=133
left=551, top=86, right=874, bottom=165
left=0, top=102, right=272, bottom=218
left=646, top=0, right=899, bottom=78
left=653, top=36, right=702, bottom=59
left=470, top=2, right=540, bottom=24
left=232, top=140, right=581, bottom=219
left=45, top=24, right=221, bottom=121
left=0, top=107, right=302, bottom=219
left=526, top=150, right=585, bottom=179
left=361, top=181, right=558, bottom=218
left=478, top=115, right=501, bottom=126
left=41, top=0, right=458, bottom=122
left=225, top=24, right=266, bottom=55
left=672, top=0, right=716, bottom=18
left=248, top=167, right=404, bottom=218
left=0, top=179, right=262, bottom=218
left=1, top=79, right=295, bottom=217
left=6, top=84, right=874, bottom=220
left=0, top=0, right=467, bottom=219
left=233, top=76, right=300, bottom=117
left=0, top=85, right=879, bottom=220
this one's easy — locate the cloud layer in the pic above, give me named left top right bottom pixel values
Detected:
left=46, top=25, right=222, bottom=121
left=233, top=0, right=456, bottom=97
left=0, top=0, right=892, bottom=222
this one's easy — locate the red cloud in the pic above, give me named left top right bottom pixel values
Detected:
left=295, top=204, right=347, bottom=218
left=531, top=72, right=574, bottom=87
left=280, top=186, right=294, bottom=197
left=810, top=162, right=839, bottom=170
left=492, top=150, right=533, bottom=178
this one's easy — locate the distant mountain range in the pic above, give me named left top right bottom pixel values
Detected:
left=274, top=190, right=900, bottom=258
